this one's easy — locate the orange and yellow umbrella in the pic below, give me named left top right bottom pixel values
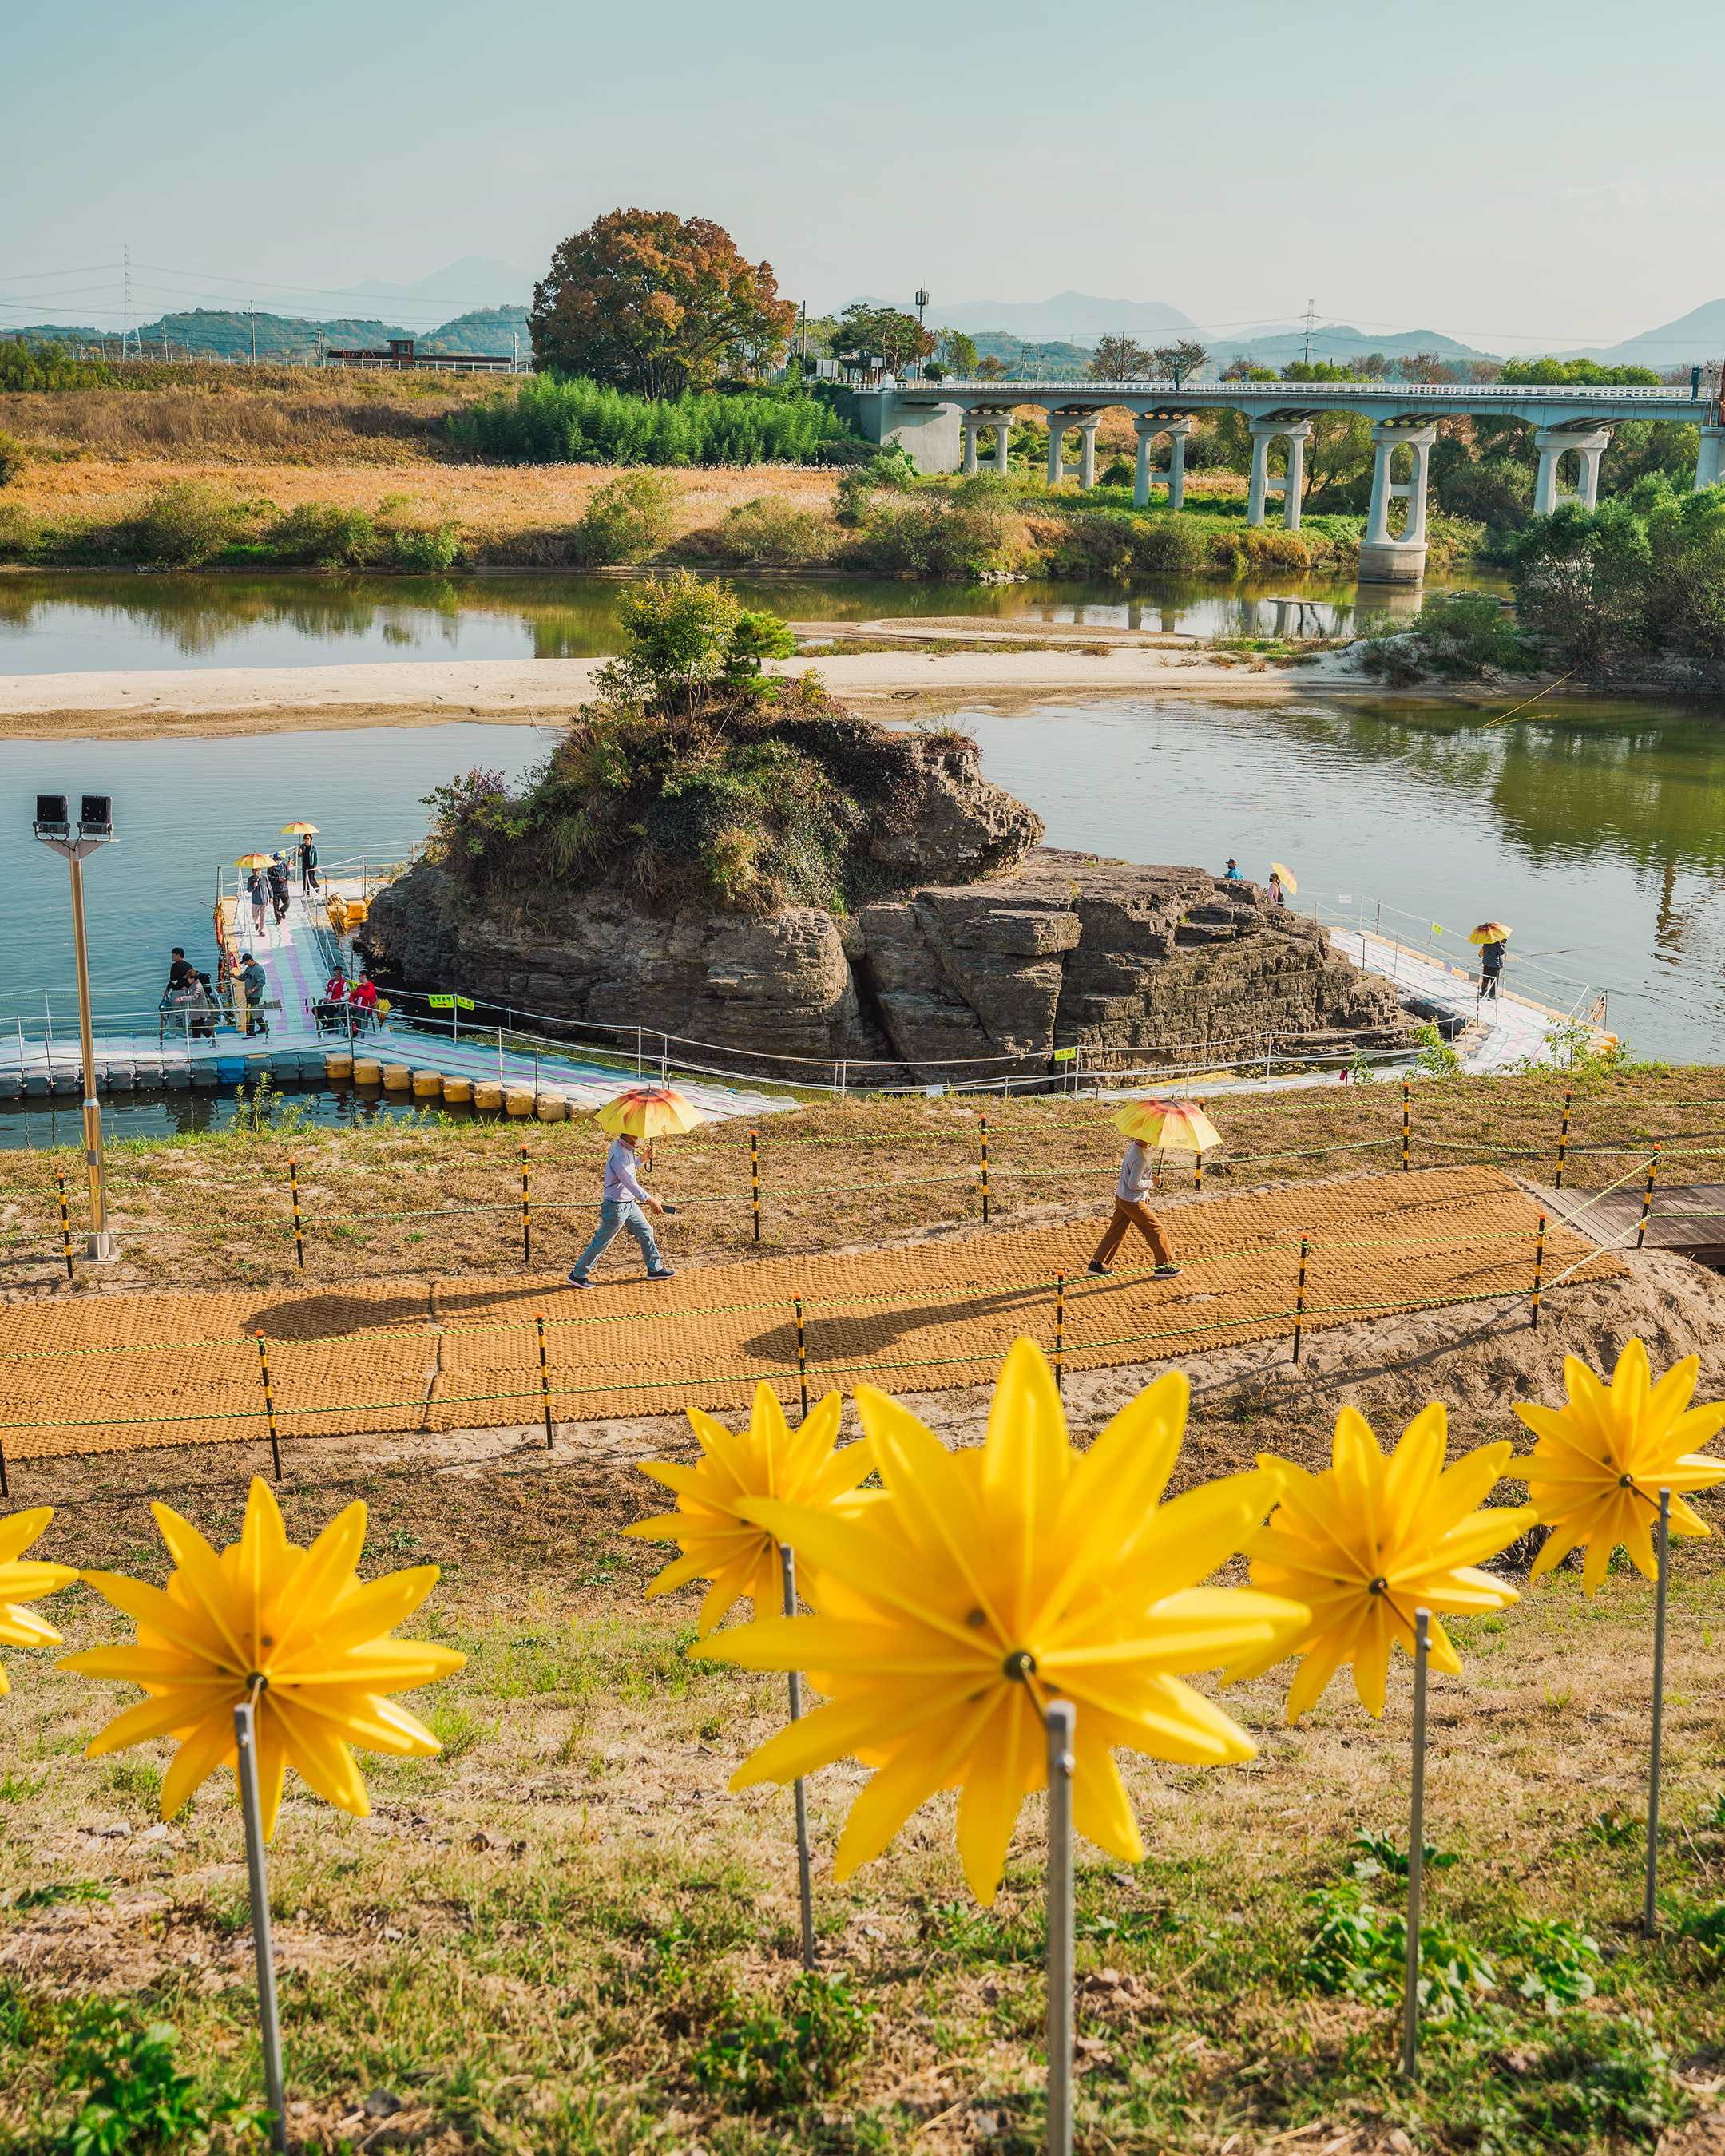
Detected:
left=1112, top=1099, right=1222, bottom=1153
left=594, top=1085, right=705, bottom=1139
left=1268, top=861, right=1299, bottom=894
left=235, top=853, right=276, bottom=870
left=1468, top=921, right=1512, bottom=945
left=280, top=822, right=320, bottom=837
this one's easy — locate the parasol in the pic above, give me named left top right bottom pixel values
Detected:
left=1112, top=1098, right=1222, bottom=1153
left=1468, top=921, right=1512, bottom=945
left=280, top=822, right=320, bottom=837
left=594, top=1086, right=705, bottom=1139
left=235, top=853, right=276, bottom=869
left=1268, top=860, right=1299, bottom=894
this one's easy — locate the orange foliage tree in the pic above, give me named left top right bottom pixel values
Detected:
left=529, top=209, right=796, bottom=398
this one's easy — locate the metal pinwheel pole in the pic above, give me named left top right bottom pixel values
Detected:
left=1045, top=1699, right=1077, bottom=2156
left=1645, top=1488, right=1672, bottom=1936
left=234, top=1697, right=288, bottom=2150
left=779, top=1544, right=816, bottom=1969
left=1401, top=1607, right=1431, bottom=2081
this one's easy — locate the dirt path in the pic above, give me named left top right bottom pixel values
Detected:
left=0, top=1167, right=1620, bottom=1467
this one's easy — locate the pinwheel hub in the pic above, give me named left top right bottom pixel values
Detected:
left=1367, top=1576, right=1388, bottom=1596
left=1001, top=1649, right=1037, bottom=1682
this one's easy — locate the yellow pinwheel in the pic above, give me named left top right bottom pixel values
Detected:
left=692, top=1340, right=1304, bottom=1904
left=60, top=1479, right=464, bottom=1838
left=0, top=1509, right=78, bottom=1694
left=626, top=1383, right=874, bottom=1635
left=1514, top=1338, right=1725, bottom=1595
left=1227, top=1405, right=1535, bottom=1721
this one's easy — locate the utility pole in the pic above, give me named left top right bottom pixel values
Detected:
left=1303, top=299, right=1315, bottom=367
left=121, top=245, right=141, bottom=363
left=251, top=307, right=256, bottom=366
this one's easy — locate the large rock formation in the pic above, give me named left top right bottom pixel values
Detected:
left=361, top=836, right=1411, bottom=1080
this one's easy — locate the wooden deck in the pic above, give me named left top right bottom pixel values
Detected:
left=1525, top=1183, right=1725, bottom=1268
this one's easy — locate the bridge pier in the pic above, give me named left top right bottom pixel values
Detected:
left=962, top=411, right=1013, bottom=478
left=1133, top=417, right=1192, bottom=509
left=1046, top=409, right=1102, bottom=489
left=1533, top=427, right=1612, bottom=516
left=1247, top=419, right=1312, bottom=531
left=1696, top=426, right=1725, bottom=491
left=1359, top=422, right=1437, bottom=585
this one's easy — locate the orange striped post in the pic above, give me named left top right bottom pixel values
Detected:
left=521, top=1144, right=531, bottom=1266
left=536, top=1312, right=554, bottom=1451
left=1054, top=1272, right=1065, bottom=1391
left=254, top=1332, right=282, bottom=1480
left=56, top=1171, right=73, bottom=1282
left=1291, top=1235, right=1310, bottom=1364
left=1637, top=1147, right=1660, bottom=1250
left=288, top=1158, right=305, bottom=1271
left=795, top=1297, right=808, bottom=1419
left=1531, top=1212, right=1547, bottom=1330
left=1555, top=1088, right=1572, bottom=1191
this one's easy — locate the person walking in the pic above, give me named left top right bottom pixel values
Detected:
left=299, top=834, right=319, bottom=891
left=165, top=946, right=195, bottom=994
left=566, top=1131, right=676, bottom=1288
left=1480, top=936, right=1505, bottom=1001
left=1087, top=1136, right=1182, bottom=1279
left=268, top=854, right=291, bottom=924
left=247, top=867, right=268, bottom=938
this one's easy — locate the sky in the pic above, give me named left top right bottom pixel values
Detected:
left=6, top=0, right=1724, bottom=351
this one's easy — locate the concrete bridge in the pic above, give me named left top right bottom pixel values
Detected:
left=839, top=379, right=1719, bottom=583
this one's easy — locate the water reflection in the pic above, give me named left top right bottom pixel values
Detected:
left=0, top=566, right=1504, bottom=673
left=0, top=1082, right=481, bottom=1151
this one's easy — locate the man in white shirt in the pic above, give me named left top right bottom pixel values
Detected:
left=567, top=1132, right=676, bottom=1287
left=1087, top=1139, right=1181, bottom=1278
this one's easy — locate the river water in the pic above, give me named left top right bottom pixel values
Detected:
left=2, top=570, right=1722, bottom=1153
left=0, top=567, right=1489, bottom=672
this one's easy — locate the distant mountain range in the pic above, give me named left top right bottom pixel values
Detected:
left=337, top=256, right=537, bottom=311
left=923, top=291, right=1202, bottom=340
left=1556, top=298, right=1725, bottom=369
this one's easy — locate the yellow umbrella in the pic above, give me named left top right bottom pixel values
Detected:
left=594, top=1085, right=705, bottom=1139
left=1468, top=921, right=1512, bottom=945
left=235, top=853, right=276, bottom=870
left=1269, top=860, right=1298, bottom=895
left=1112, top=1098, right=1222, bottom=1152
left=280, top=821, right=320, bottom=837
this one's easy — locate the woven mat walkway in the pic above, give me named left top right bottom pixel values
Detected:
left=0, top=1168, right=1624, bottom=1461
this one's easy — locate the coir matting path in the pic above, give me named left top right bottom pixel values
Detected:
left=0, top=1168, right=1626, bottom=1461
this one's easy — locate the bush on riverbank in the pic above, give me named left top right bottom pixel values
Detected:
left=1354, top=591, right=1541, bottom=684
left=1509, top=479, right=1725, bottom=668
left=446, top=373, right=869, bottom=467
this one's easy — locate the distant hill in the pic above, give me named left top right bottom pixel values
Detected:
left=3, top=305, right=531, bottom=364
left=1557, top=299, right=1725, bottom=369
left=929, top=291, right=1202, bottom=340
left=1212, top=323, right=1505, bottom=371
left=340, top=256, right=537, bottom=311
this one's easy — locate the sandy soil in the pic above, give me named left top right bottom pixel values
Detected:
left=0, top=641, right=1411, bottom=741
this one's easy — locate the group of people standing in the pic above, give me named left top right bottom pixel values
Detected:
left=162, top=948, right=219, bottom=1038
left=244, top=838, right=319, bottom=938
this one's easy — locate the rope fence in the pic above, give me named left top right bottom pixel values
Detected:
left=0, top=1165, right=1637, bottom=1484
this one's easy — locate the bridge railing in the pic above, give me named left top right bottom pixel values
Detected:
left=899, top=378, right=1705, bottom=406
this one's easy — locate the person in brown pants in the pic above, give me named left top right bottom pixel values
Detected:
left=1089, top=1137, right=1182, bottom=1278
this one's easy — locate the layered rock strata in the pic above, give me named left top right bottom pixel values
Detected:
left=360, top=847, right=1410, bottom=1079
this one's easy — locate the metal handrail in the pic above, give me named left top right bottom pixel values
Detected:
left=894, top=378, right=1703, bottom=406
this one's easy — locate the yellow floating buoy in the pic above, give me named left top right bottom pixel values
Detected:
left=442, top=1076, right=473, bottom=1104
left=535, top=1095, right=565, bottom=1121
left=352, top=1058, right=382, bottom=1086
left=324, top=1053, right=352, bottom=1084
left=412, top=1069, right=442, bottom=1098
left=506, top=1088, right=535, bottom=1117
left=474, top=1081, right=503, bottom=1112
left=383, top=1064, right=412, bottom=1092
left=347, top=899, right=369, bottom=925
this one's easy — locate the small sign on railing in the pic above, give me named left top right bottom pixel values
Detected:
left=1052, top=1048, right=1077, bottom=1064
left=426, top=994, right=475, bottom=1010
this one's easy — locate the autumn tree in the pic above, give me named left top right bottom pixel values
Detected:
left=935, top=327, right=979, bottom=376
left=835, top=303, right=936, bottom=373
left=1150, top=340, right=1210, bottom=386
left=1089, top=333, right=1151, bottom=380
left=529, top=210, right=795, bottom=398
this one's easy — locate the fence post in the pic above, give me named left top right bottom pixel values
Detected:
left=1637, top=1147, right=1660, bottom=1250
left=1194, top=1099, right=1204, bottom=1191
left=1054, top=1272, right=1065, bottom=1392
left=751, top=1128, right=760, bottom=1242
left=288, top=1158, right=305, bottom=1271
left=521, top=1144, right=531, bottom=1266
left=1555, top=1088, right=1572, bottom=1191
left=536, top=1312, right=554, bottom=1451
left=56, top=1171, right=73, bottom=1283
left=795, top=1296, right=808, bottom=1420
left=254, top=1331, right=282, bottom=1481
left=1291, top=1235, right=1310, bottom=1364
left=981, top=1112, right=989, bottom=1223
left=1402, top=1079, right=1410, bottom=1172
left=1531, top=1211, right=1546, bottom=1330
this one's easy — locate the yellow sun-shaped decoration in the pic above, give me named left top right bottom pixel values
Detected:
left=1224, top=1404, right=1536, bottom=1721
left=691, top=1339, right=1305, bottom=1904
left=0, top=1508, right=79, bottom=1694
left=60, top=1479, right=464, bottom=1837
left=626, top=1382, right=875, bottom=1635
left=1514, top=1338, right=1725, bottom=1595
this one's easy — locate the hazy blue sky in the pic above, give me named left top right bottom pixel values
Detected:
left=7, top=0, right=1723, bottom=348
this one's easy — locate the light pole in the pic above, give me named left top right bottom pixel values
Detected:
left=33, top=792, right=119, bottom=1261
left=914, top=289, right=929, bottom=382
